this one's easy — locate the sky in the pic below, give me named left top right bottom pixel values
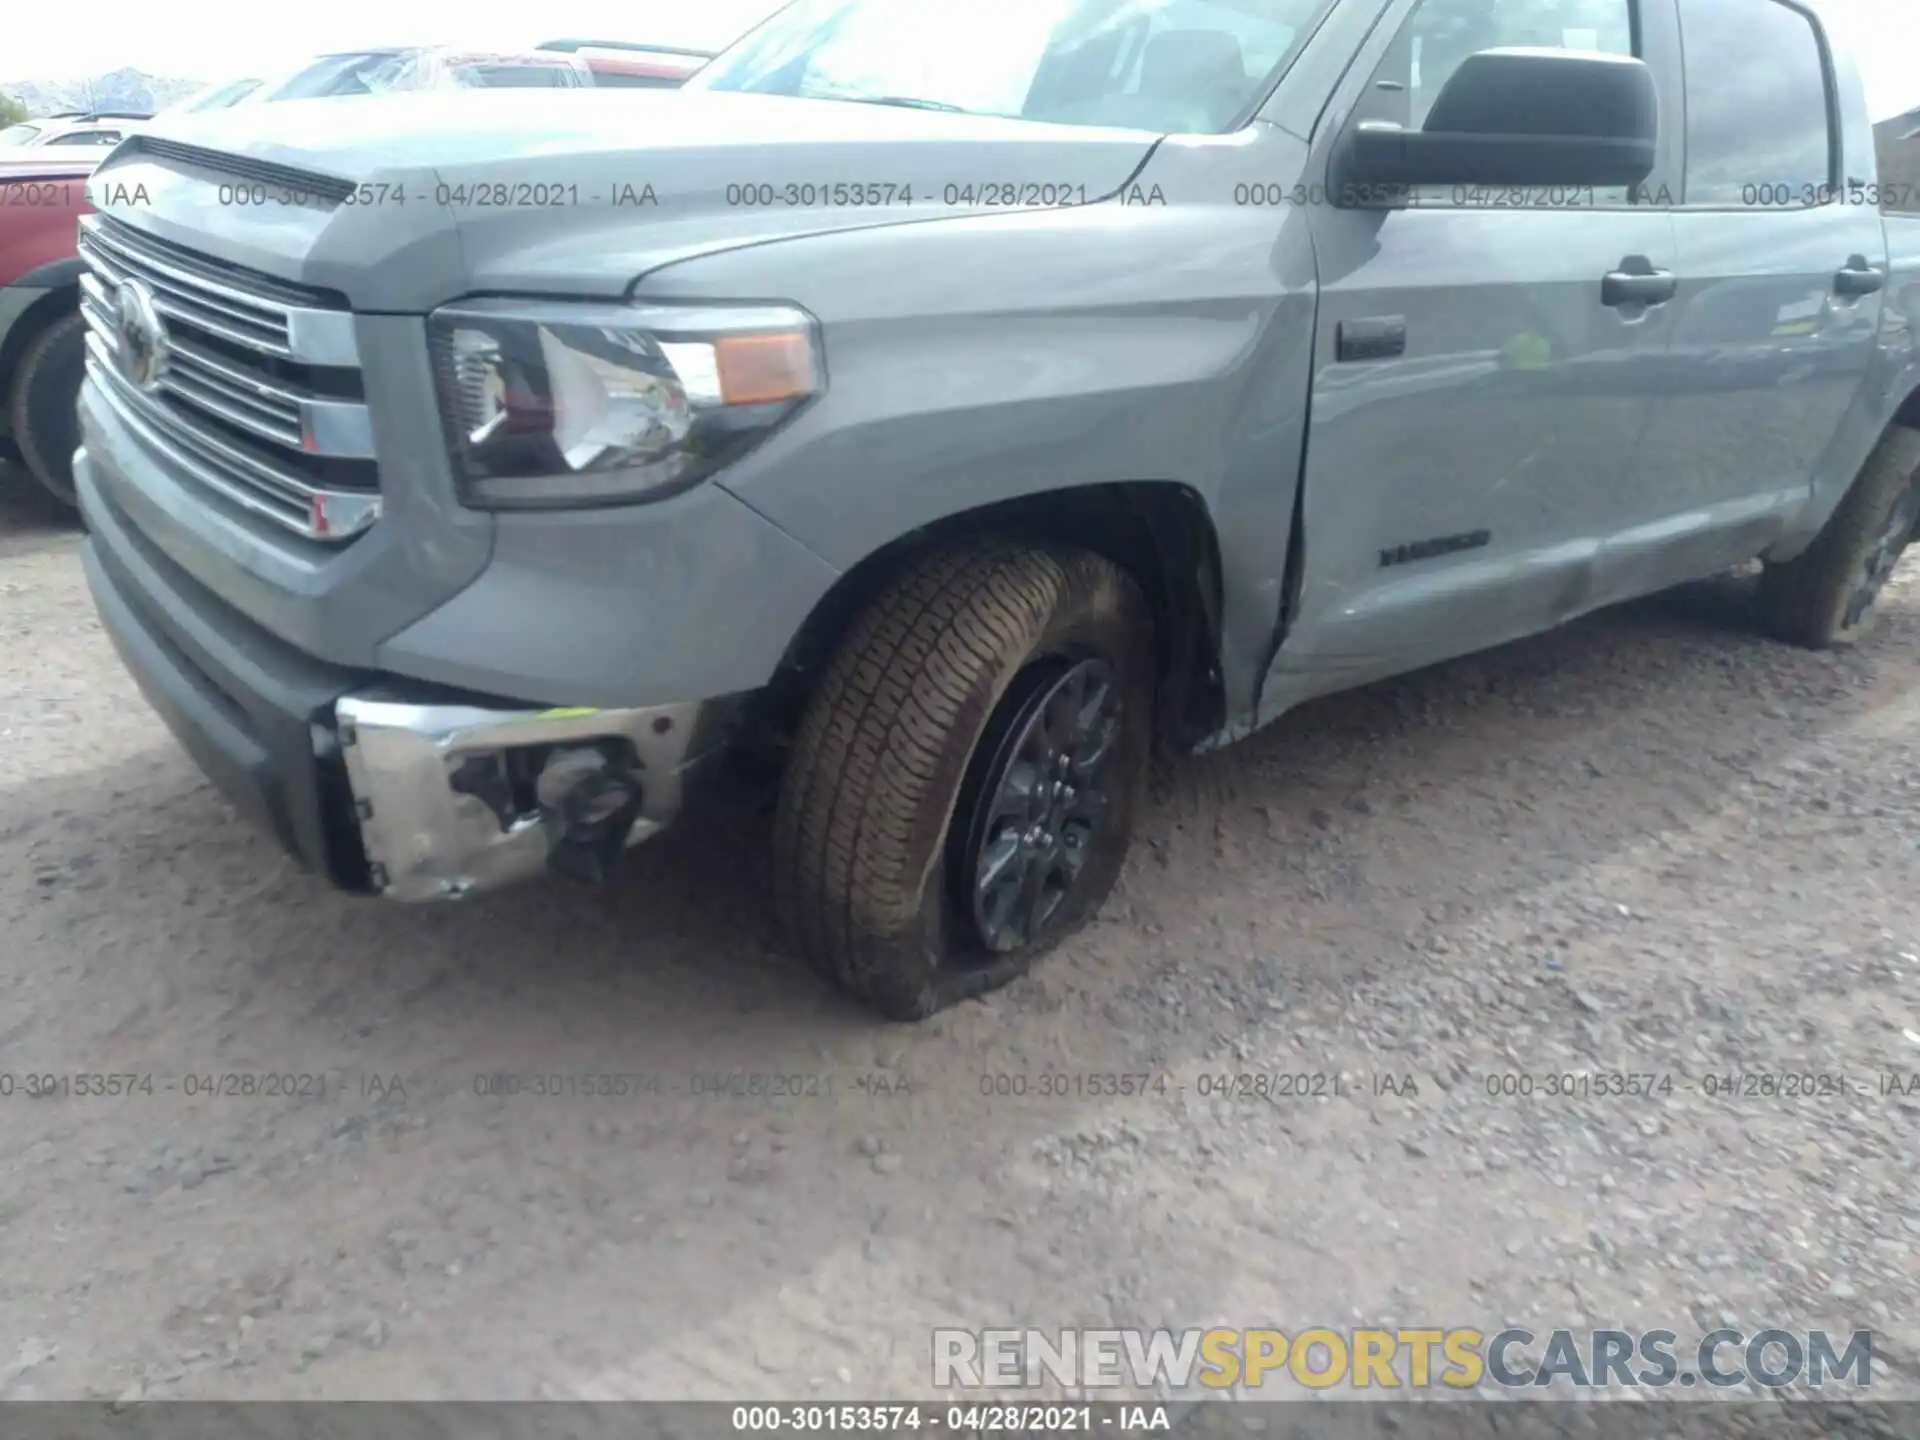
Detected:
left=5, top=0, right=1920, bottom=122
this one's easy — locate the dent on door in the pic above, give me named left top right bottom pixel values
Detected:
left=1264, top=204, right=1678, bottom=716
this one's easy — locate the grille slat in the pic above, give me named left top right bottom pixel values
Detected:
left=82, top=277, right=307, bottom=443
left=80, top=222, right=293, bottom=351
left=89, top=343, right=321, bottom=529
left=79, top=212, right=380, bottom=544
left=160, top=370, right=307, bottom=449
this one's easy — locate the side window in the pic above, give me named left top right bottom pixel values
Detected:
left=1353, top=0, right=1637, bottom=204
left=1676, top=0, right=1831, bottom=205
left=1083, top=1, right=1294, bottom=129
left=1122, top=1, right=1296, bottom=93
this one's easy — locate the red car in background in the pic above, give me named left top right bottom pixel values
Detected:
left=0, top=150, right=93, bottom=510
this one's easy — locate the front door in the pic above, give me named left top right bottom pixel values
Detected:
left=1269, top=0, right=1685, bottom=709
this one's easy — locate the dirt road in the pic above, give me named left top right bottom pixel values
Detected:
left=3, top=472, right=1918, bottom=1404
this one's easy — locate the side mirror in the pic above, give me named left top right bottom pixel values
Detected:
left=1336, top=48, right=1658, bottom=196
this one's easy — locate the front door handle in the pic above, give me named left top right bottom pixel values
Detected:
left=1602, top=259, right=1677, bottom=309
left=1835, top=256, right=1886, bottom=297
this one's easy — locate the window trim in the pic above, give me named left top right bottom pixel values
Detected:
left=1674, top=0, right=1841, bottom=211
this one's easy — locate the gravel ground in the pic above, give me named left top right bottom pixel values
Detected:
left=2, top=466, right=1918, bottom=1407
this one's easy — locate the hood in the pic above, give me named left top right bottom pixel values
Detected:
left=84, top=90, right=1159, bottom=310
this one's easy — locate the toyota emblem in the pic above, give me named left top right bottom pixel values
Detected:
left=112, top=277, right=171, bottom=394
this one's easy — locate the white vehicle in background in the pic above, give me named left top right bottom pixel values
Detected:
left=0, top=111, right=151, bottom=151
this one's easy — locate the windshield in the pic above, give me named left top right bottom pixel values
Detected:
left=254, top=51, right=583, bottom=98
left=0, top=124, right=41, bottom=147
left=448, top=63, right=579, bottom=88
left=688, top=0, right=1329, bottom=132
left=255, top=51, right=416, bottom=100
left=163, top=78, right=263, bottom=114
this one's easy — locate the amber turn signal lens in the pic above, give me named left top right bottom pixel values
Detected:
left=714, top=332, right=818, bottom=406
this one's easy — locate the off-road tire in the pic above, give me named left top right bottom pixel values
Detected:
left=1757, top=427, right=1920, bottom=648
left=8, top=312, right=86, bottom=512
left=774, top=542, right=1154, bottom=1021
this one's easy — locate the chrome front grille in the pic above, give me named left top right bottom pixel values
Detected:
left=78, top=213, right=380, bottom=543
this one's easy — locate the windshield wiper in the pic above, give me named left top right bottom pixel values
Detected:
left=832, top=94, right=970, bottom=114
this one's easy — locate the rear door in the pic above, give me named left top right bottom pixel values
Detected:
left=1273, top=0, right=1684, bottom=699
left=1616, top=0, right=1889, bottom=591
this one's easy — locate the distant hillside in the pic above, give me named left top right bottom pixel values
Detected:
left=0, top=69, right=204, bottom=118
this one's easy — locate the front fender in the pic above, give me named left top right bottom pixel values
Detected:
left=637, top=126, right=1320, bottom=725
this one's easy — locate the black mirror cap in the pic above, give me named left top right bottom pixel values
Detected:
left=1426, top=48, right=1657, bottom=142
left=1345, top=127, right=1657, bottom=189
left=1337, top=48, right=1659, bottom=194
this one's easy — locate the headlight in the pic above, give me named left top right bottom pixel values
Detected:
left=427, top=299, right=822, bottom=510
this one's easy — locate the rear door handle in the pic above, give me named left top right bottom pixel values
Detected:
left=1601, top=261, right=1677, bottom=309
left=1835, top=257, right=1886, bottom=297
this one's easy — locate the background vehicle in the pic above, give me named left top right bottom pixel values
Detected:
left=246, top=47, right=592, bottom=101
left=0, top=151, right=94, bottom=508
left=159, top=78, right=264, bottom=115
left=0, top=111, right=149, bottom=150
left=535, top=39, right=715, bottom=89
left=1877, top=104, right=1920, bottom=203
left=70, top=0, right=1920, bottom=1022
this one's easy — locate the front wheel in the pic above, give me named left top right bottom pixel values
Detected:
left=773, top=542, right=1154, bottom=1021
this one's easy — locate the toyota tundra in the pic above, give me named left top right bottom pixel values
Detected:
left=72, top=0, right=1920, bottom=1018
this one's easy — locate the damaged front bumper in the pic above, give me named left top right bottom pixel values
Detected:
left=79, top=456, right=737, bottom=904
left=335, top=694, right=726, bottom=902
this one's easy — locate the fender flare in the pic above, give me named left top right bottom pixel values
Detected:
left=8, top=256, right=85, bottom=291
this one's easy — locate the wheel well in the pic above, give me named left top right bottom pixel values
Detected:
left=747, top=484, right=1227, bottom=768
left=1896, top=385, right=1920, bottom=433
left=0, top=284, right=79, bottom=428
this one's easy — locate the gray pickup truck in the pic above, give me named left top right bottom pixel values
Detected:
left=72, top=0, right=1920, bottom=1019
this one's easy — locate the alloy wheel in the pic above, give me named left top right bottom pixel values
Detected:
left=957, top=656, right=1124, bottom=954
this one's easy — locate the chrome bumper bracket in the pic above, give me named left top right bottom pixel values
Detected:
left=334, top=695, right=711, bottom=902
